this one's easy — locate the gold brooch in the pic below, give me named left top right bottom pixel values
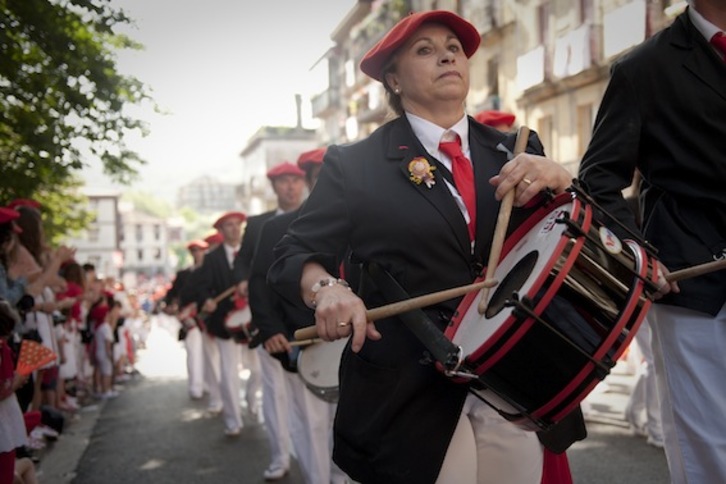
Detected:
left=408, top=157, right=436, bottom=188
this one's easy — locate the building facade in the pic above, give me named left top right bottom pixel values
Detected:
left=177, top=175, right=240, bottom=214
left=63, top=193, right=122, bottom=279
left=118, top=207, right=172, bottom=278
left=310, top=0, right=685, bottom=175
left=239, top=125, right=318, bottom=214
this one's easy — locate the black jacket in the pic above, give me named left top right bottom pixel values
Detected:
left=192, top=245, right=243, bottom=339
left=579, top=9, right=726, bottom=315
left=270, top=115, right=584, bottom=483
left=235, top=210, right=276, bottom=281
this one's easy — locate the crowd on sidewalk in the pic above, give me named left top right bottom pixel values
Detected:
left=1, top=199, right=157, bottom=484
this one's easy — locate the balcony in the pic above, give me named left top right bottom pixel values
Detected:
left=311, top=89, right=340, bottom=118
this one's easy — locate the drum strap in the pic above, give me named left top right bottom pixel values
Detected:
left=364, top=262, right=462, bottom=371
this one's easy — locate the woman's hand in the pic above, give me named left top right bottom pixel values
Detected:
left=490, top=153, right=573, bottom=206
left=313, top=284, right=381, bottom=353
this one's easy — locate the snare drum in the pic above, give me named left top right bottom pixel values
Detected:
left=297, top=338, right=348, bottom=403
left=445, top=192, right=657, bottom=430
left=225, top=307, right=252, bottom=339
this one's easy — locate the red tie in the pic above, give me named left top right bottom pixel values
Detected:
left=439, top=135, right=477, bottom=241
left=712, top=32, right=726, bottom=60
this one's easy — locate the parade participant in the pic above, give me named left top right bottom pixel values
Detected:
left=250, top=147, right=348, bottom=484
left=203, top=231, right=224, bottom=251
left=269, top=10, right=578, bottom=484
left=236, top=162, right=307, bottom=292
left=166, top=239, right=208, bottom=399
left=194, top=211, right=247, bottom=436
left=578, top=2, right=726, bottom=481
left=474, top=109, right=516, bottom=132
left=239, top=161, right=306, bottom=480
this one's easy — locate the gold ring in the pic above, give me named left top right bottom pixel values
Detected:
left=522, top=177, right=533, bottom=185
left=337, top=321, right=350, bottom=328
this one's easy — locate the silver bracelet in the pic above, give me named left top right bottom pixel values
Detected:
left=309, top=277, right=350, bottom=308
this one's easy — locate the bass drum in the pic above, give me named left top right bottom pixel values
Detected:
left=445, top=191, right=657, bottom=430
left=297, top=338, right=348, bottom=403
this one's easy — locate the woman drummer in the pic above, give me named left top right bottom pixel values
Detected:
left=269, top=10, right=577, bottom=484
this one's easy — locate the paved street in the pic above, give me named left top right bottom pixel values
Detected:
left=37, top=317, right=669, bottom=484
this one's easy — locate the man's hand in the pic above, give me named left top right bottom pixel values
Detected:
left=264, top=333, right=291, bottom=354
left=237, top=280, right=249, bottom=298
left=202, top=299, right=217, bottom=313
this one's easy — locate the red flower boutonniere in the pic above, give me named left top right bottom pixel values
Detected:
left=408, top=157, right=436, bottom=188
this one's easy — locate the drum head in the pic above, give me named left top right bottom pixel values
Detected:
left=225, top=307, right=251, bottom=330
left=449, top=195, right=579, bottom=359
left=297, top=338, right=347, bottom=400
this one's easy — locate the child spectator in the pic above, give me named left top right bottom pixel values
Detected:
left=0, top=299, right=31, bottom=483
left=92, top=295, right=119, bottom=399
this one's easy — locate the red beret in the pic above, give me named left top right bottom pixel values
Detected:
left=0, top=207, right=21, bottom=231
left=203, top=232, right=224, bottom=246
left=474, top=110, right=516, bottom=128
left=266, top=162, right=305, bottom=180
left=296, top=148, right=327, bottom=170
left=360, top=10, right=481, bottom=82
left=186, top=239, right=209, bottom=251
left=213, top=211, right=246, bottom=230
left=7, top=199, right=41, bottom=211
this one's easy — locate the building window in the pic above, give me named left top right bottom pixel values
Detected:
left=137, top=249, right=143, bottom=261
left=135, top=224, right=142, bottom=242
left=153, top=224, right=161, bottom=241
left=154, top=248, right=162, bottom=260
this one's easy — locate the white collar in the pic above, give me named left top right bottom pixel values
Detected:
left=689, top=6, right=723, bottom=43
left=406, top=112, right=470, bottom=157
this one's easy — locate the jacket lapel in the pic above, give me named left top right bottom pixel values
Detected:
left=674, top=12, right=726, bottom=102
left=469, top=122, right=510, bottom=261
left=388, top=119, right=471, bottom=256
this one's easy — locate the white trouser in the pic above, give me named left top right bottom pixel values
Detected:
left=202, top=333, right=242, bottom=431
left=437, top=394, right=544, bottom=484
left=240, top=345, right=262, bottom=414
left=258, top=347, right=292, bottom=471
left=288, top=374, right=343, bottom=484
left=625, top=317, right=663, bottom=440
left=184, top=325, right=205, bottom=398
left=650, top=302, right=726, bottom=484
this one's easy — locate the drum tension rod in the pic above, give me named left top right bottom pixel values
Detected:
left=557, top=215, right=586, bottom=238
left=569, top=181, right=658, bottom=256
left=558, top=212, right=658, bottom=298
left=507, top=294, right=613, bottom=378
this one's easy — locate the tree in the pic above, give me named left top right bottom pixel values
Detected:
left=0, top=0, right=151, bottom=239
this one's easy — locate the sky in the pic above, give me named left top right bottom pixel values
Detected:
left=83, top=0, right=355, bottom=203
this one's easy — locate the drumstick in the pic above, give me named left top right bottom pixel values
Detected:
left=196, top=285, right=240, bottom=320
left=289, top=338, right=323, bottom=347
left=294, top=277, right=498, bottom=341
left=213, top=285, right=238, bottom=304
left=665, top=258, right=726, bottom=282
left=477, top=126, right=531, bottom=315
